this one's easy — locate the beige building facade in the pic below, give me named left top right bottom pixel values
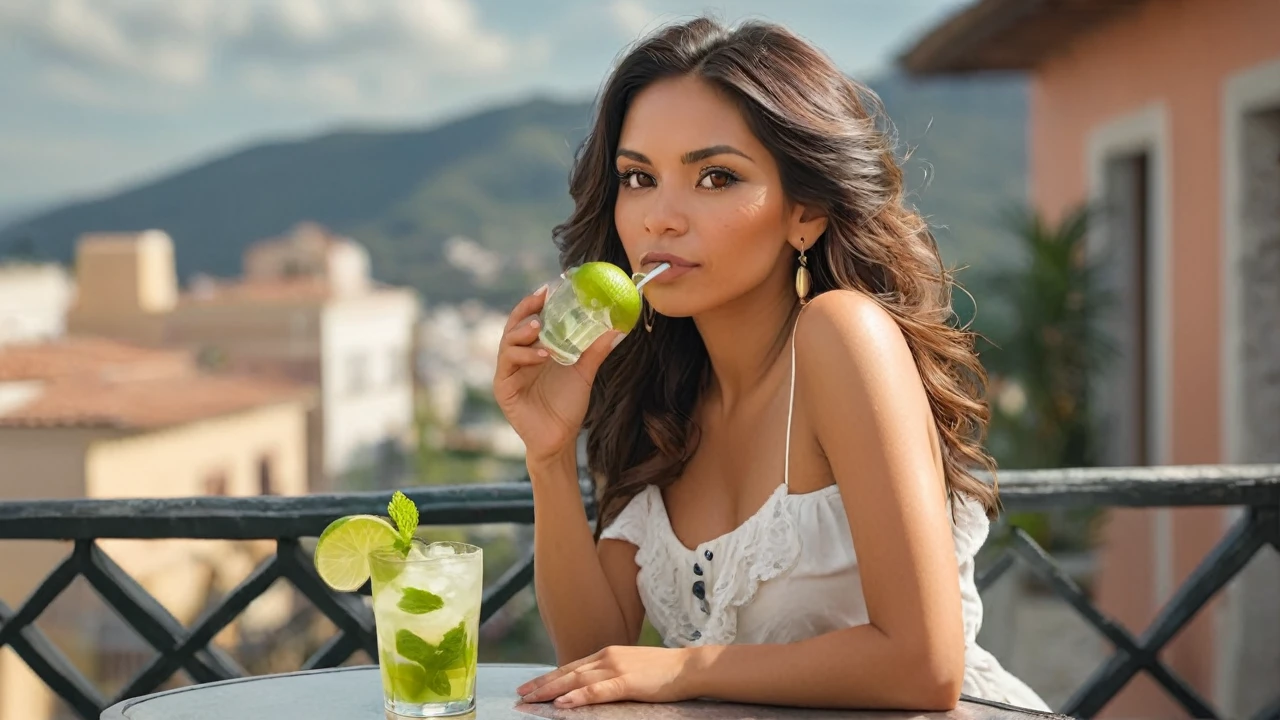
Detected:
left=68, top=223, right=419, bottom=490
left=0, top=338, right=311, bottom=720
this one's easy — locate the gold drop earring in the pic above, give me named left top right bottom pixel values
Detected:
left=795, top=238, right=812, bottom=304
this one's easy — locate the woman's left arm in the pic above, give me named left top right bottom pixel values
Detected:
left=518, top=291, right=968, bottom=711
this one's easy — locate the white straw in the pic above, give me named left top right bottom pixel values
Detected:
left=634, top=262, right=671, bottom=292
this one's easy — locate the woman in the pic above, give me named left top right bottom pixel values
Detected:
left=493, top=16, right=1049, bottom=713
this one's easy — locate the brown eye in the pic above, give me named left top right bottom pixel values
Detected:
left=698, top=169, right=737, bottom=190
left=618, top=170, right=655, bottom=189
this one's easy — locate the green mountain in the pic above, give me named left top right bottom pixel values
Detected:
left=0, top=75, right=1025, bottom=308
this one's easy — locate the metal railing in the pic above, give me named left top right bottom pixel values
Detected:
left=0, top=465, right=1276, bottom=720
left=975, top=465, right=1280, bottom=720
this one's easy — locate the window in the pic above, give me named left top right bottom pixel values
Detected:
left=347, top=353, right=368, bottom=396
left=196, top=345, right=227, bottom=371
left=387, top=347, right=407, bottom=387
left=1099, top=150, right=1153, bottom=465
left=203, top=471, right=229, bottom=496
left=258, top=455, right=275, bottom=495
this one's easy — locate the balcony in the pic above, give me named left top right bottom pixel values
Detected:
left=0, top=465, right=1276, bottom=720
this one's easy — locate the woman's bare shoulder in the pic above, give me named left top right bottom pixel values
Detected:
left=795, top=289, right=914, bottom=379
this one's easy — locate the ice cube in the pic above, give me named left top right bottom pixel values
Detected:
left=406, top=539, right=430, bottom=562
left=425, top=542, right=456, bottom=558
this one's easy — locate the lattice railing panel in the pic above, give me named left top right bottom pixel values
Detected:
left=0, top=468, right=1276, bottom=719
left=977, top=505, right=1280, bottom=719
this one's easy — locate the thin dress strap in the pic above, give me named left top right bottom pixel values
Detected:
left=783, top=310, right=801, bottom=489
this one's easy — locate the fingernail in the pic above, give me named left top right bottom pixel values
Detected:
left=537, top=349, right=548, bottom=357
left=610, top=333, right=627, bottom=349
left=532, top=284, right=548, bottom=296
left=530, top=318, right=540, bottom=329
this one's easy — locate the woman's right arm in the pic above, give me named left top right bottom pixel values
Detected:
left=492, top=286, right=645, bottom=663
left=528, top=449, right=646, bottom=663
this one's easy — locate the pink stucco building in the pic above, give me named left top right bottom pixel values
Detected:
left=904, top=0, right=1280, bottom=717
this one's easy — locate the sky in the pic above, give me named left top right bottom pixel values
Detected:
left=0, top=0, right=970, bottom=220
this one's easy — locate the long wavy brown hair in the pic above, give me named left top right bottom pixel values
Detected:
left=553, top=17, right=1000, bottom=535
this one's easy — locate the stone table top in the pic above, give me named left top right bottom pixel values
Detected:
left=100, top=664, right=1070, bottom=719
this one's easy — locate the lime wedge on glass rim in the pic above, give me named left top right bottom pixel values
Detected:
left=568, top=261, right=643, bottom=333
left=313, top=514, right=401, bottom=591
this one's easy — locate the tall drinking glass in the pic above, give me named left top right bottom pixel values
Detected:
left=369, top=542, right=483, bottom=718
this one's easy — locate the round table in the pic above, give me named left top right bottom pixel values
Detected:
left=100, top=664, right=1068, bottom=719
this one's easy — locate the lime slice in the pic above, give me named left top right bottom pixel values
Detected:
left=314, top=514, right=400, bottom=591
left=569, top=262, right=642, bottom=333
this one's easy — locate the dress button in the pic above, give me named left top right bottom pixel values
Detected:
left=704, top=549, right=713, bottom=561
left=693, top=563, right=703, bottom=576
left=692, top=580, right=705, bottom=600
left=691, top=630, right=702, bottom=640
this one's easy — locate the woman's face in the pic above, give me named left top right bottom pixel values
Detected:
left=613, top=75, right=811, bottom=319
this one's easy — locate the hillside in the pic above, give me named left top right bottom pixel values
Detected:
left=0, top=75, right=1025, bottom=308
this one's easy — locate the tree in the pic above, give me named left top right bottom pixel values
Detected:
left=977, top=204, right=1114, bottom=469
left=975, top=204, right=1115, bottom=550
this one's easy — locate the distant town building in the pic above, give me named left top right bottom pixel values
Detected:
left=0, top=337, right=312, bottom=720
left=66, top=230, right=177, bottom=347
left=66, top=224, right=420, bottom=490
left=417, top=301, right=523, bottom=459
left=0, top=262, right=73, bottom=346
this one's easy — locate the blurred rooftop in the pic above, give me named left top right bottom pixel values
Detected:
left=899, top=0, right=1146, bottom=74
left=0, top=337, right=312, bottom=430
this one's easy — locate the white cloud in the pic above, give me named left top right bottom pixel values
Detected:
left=274, top=0, right=334, bottom=42
left=609, top=0, right=659, bottom=39
left=41, top=64, right=144, bottom=110
left=2, top=0, right=526, bottom=111
left=37, top=0, right=215, bottom=85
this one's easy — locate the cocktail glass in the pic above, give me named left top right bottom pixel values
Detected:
left=369, top=542, right=483, bottom=718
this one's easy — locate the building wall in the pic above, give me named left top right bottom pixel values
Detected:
left=1027, top=0, right=1280, bottom=715
left=166, top=301, right=324, bottom=382
left=168, top=299, right=326, bottom=491
left=1222, top=60, right=1280, bottom=716
left=321, top=291, right=417, bottom=484
left=0, top=401, right=307, bottom=720
left=86, top=400, right=308, bottom=620
left=0, top=428, right=101, bottom=720
left=67, top=232, right=177, bottom=346
left=0, top=264, right=72, bottom=346
left=244, top=225, right=331, bottom=281
left=242, top=223, right=370, bottom=297
left=0, top=428, right=100, bottom=605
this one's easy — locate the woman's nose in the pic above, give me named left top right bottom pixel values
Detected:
left=643, top=187, right=690, bottom=237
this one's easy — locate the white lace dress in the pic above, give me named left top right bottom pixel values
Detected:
left=597, top=320, right=1051, bottom=712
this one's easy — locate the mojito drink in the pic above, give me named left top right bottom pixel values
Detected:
left=538, top=262, right=642, bottom=365
left=370, top=542, right=482, bottom=717
left=312, top=492, right=483, bottom=719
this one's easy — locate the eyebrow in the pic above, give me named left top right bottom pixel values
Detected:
left=616, top=145, right=754, bottom=165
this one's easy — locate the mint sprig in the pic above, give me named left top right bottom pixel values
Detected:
left=387, top=490, right=418, bottom=557
left=397, top=587, right=444, bottom=615
left=394, top=622, right=472, bottom=697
